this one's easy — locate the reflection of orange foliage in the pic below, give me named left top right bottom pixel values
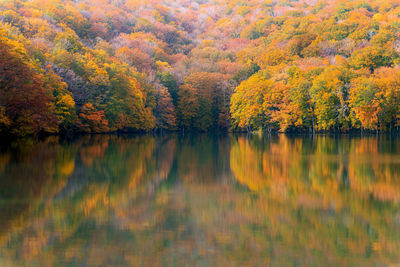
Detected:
left=3, top=135, right=400, bottom=266
left=128, top=163, right=145, bottom=189
left=348, top=138, right=400, bottom=203
left=230, top=137, right=270, bottom=191
left=230, top=135, right=295, bottom=194
left=78, top=103, right=109, bottom=133
left=156, top=138, right=176, bottom=180
left=21, top=232, right=48, bottom=261
left=372, top=182, right=400, bottom=202
left=83, top=185, right=109, bottom=216
left=59, top=160, right=75, bottom=176
left=231, top=135, right=400, bottom=206
left=80, top=136, right=109, bottom=166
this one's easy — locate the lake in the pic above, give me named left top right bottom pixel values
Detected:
left=0, top=134, right=400, bottom=266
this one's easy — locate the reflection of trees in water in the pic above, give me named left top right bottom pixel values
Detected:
left=230, top=135, right=400, bottom=202
left=1, top=135, right=400, bottom=266
left=0, top=133, right=237, bottom=266
left=229, top=135, right=400, bottom=265
left=0, top=137, right=78, bottom=249
left=175, top=134, right=231, bottom=184
left=0, top=134, right=179, bottom=266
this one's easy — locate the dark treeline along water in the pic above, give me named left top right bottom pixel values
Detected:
left=0, top=134, right=400, bottom=266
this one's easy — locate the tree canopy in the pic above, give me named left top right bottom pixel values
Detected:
left=1, top=0, right=400, bottom=135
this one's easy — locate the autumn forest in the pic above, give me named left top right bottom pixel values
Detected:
left=1, top=0, right=400, bottom=136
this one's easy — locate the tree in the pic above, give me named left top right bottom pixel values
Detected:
left=285, top=66, right=314, bottom=131
left=177, top=84, right=199, bottom=130
left=181, top=72, right=227, bottom=131
left=310, top=67, right=351, bottom=131
left=155, top=88, right=176, bottom=130
left=0, top=34, right=58, bottom=136
left=373, top=67, right=400, bottom=129
left=43, top=68, right=77, bottom=130
left=349, top=76, right=380, bottom=130
left=230, top=74, right=273, bottom=131
left=77, top=103, right=109, bottom=133
left=160, top=71, right=179, bottom=106
left=349, top=68, right=400, bottom=131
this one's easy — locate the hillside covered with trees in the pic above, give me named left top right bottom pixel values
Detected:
left=0, top=0, right=400, bottom=136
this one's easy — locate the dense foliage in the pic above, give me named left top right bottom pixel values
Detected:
left=1, top=0, right=400, bottom=135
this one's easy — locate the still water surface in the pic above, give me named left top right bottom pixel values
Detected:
left=0, top=134, right=400, bottom=266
